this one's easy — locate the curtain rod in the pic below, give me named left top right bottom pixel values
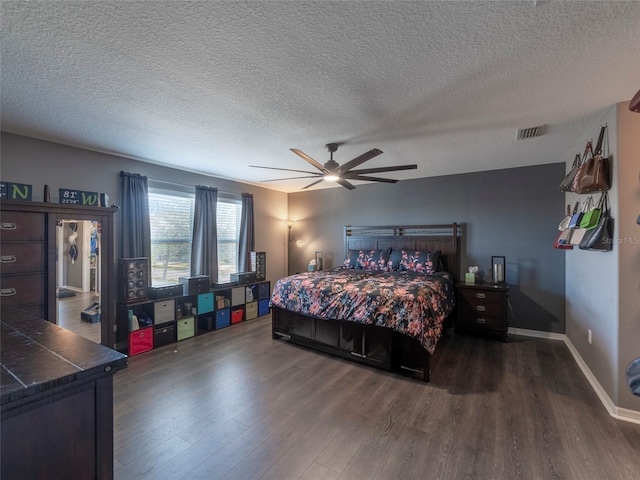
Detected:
left=149, top=178, right=196, bottom=189
left=149, top=178, right=243, bottom=198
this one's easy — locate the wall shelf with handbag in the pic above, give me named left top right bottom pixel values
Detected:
left=554, top=192, right=612, bottom=252
left=559, top=125, right=611, bottom=194
left=555, top=124, right=613, bottom=252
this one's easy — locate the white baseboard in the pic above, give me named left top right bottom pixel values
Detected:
left=510, top=328, right=640, bottom=425
left=508, top=327, right=565, bottom=341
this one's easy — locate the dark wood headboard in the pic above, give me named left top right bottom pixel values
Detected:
left=344, top=224, right=461, bottom=281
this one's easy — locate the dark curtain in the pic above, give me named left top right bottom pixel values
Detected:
left=191, top=185, right=218, bottom=283
left=237, top=193, right=254, bottom=272
left=120, top=171, right=151, bottom=259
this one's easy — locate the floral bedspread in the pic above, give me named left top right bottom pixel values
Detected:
left=270, top=268, right=456, bottom=354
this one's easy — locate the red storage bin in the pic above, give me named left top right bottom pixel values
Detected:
left=129, top=326, right=154, bottom=356
left=231, top=308, right=244, bottom=324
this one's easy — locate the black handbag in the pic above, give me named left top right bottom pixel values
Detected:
left=559, top=153, right=581, bottom=192
left=579, top=192, right=613, bottom=252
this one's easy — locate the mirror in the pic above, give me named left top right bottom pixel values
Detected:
left=56, top=219, right=102, bottom=344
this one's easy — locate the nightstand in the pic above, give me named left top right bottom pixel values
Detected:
left=455, top=282, right=509, bottom=341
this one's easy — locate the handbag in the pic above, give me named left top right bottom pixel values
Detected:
left=570, top=227, right=588, bottom=245
left=557, top=227, right=574, bottom=245
left=558, top=204, right=572, bottom=231
left=579, top=192, right=613, bottom=251
left=580, top=193, right=604, bottom=229
left=575, top=125, right=611, bottom=193
left=553, top=230, right=573, bottom=250
left=568, top=200, right=585, bottom=228
left=559, top=153, right=581, bottom=192
left=571, top=141, right=593, bottom=193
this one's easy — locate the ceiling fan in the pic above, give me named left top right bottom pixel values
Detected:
left=250, top=143, right=418, bottom=190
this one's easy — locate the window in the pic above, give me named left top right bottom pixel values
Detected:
left=148, top=183, right=242, bottom=285
left=148, top=186, right=195, bottom=285
left=217, top=195, right=241, bottom=283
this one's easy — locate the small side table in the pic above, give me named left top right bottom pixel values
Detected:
left=456, top=282, right=509, bottom=341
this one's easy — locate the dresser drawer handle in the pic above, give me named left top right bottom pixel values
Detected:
left=476, top=293, right=486, bottom=299
left=1, top=255, right=17, bottom=263
left=1, top=288, right=17, bottom=297
left=0, top=222, right=17, bottom=230
left=476, top=305, right=486, bottom=312
left=476, top=318, right=486, bottom=325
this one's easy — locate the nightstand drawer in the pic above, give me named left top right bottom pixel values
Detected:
left=458, top=288, right=503, bottom=305
left=458, top=299, right=503, bottom=316
left=457, top=314, right=504, bottom=331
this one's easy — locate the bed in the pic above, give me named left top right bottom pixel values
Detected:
left=271, top=224, right=460, bottom=381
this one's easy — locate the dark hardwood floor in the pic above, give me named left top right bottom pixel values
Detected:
left=113, top=316, right=640, bottom=480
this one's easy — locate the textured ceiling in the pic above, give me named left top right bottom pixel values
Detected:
left=1, top=1, right=639, bottom=193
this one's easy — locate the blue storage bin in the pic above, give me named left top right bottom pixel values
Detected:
left=258, top=298, right=270, bottom=317
left=215, top=308, right=230, bottom=329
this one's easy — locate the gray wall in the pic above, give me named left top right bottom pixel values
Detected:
left=1, top=132, right=289, bottom=288
left=564, top=106, right=619, bottom=407
left=288, top=163, right=567, bottom=333
left=616, top=103, right=640, bottom=411
left=564, top=103, right=640, bottom=412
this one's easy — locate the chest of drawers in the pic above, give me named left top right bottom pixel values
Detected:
left=1, top=200, right=117, bottom=348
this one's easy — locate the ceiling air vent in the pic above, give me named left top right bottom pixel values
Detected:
left=516, top=125, right=545, bottom=140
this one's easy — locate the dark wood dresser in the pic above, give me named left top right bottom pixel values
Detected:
left=455, top=282, right=509, bottom=341
left=1, top=310, right=127, bottom=479
left=1, top=200, right=123, bottom=478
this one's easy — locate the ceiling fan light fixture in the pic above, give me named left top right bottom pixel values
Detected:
left=253, top=142, right=412, bottom=191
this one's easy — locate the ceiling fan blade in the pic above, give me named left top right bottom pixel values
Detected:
left=302, top=178, right=325, bottom=190
left=338, top=148, right=383, bottom=173
left=337, top=178, right=356, bottom=190
left=348, top=164, right=417, bottom=175
left=249, top=165, right=321, bottom=175
left=290, top=149, right=327, bottom=173
left=345, top=175, right=398, bottom=184
left=260, top=175, right=322, bottom=182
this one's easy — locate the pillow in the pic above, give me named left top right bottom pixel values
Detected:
left=388, top=250, right=441, bottom=274
left=343, top=249, right=361, bottom=269
left=343, top=248, right=391, bottom=270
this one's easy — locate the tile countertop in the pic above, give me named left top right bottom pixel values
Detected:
left=1, top=311, right=127, bottom=406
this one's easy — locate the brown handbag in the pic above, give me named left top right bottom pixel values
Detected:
left=575, top=125, right=611, bottom=193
